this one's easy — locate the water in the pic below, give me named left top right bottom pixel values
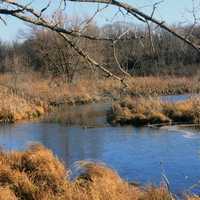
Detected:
left=161, top=94, right=192, bottom=102
left=46, top=102, right=110, bottom=126
left=0, top=94, right=200, bottom=196
left=0, top=122, right=200, bottom=195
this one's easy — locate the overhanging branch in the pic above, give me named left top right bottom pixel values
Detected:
left=67, top=0, right=200, bottom=53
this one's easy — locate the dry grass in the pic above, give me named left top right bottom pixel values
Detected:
left=0, top=85, right=46, bottom=123
left=0, top=73, right=100, bottom=106
left=0, top=73, right=200, bottom=107
left=99, top=76, right=200, bottom=97
left=127, top=76, right=200, bottom=96
left=0, top=72, right=199, bottom=124
left=0, top=144, right=198, bottom=200
left=108, top=96, right=200, bottom=126
left=0, top=144, right=174, bottom=200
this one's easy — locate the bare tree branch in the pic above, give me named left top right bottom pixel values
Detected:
left=67, top=0, right=200, bottom=53
left=112, top=29, right=132, bottom=77
left=0, top=1, right=131, bottom=86
left=1, top=0, right=200, bottom=87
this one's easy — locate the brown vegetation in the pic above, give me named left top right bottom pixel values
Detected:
left=0, top=73, right=100, bottom=106
left=108, top=96, right=200, bottom=126
left=0, top=85, right=46, bottom=123
left=125, top=76, right=200, bottom=96
left=100, top=76, right=200, bottom=98
left=1, top=73, right=200, bottom=104
left=0, top=72, right=200, bottom=124
left=0, top=144, right=174, bottom=200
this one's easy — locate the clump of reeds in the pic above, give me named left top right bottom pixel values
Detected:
left=108, top=96, right=200, bottom=126
left=1, top=73, right=200, bottom=108
left=0, top=144, right=173, bottom=200
left=0, top=144, right=68, bottom=199
left=0, top=86, right=45, bottom=123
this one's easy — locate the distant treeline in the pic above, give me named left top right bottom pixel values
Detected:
left=1, top=21, right=200, bottom=82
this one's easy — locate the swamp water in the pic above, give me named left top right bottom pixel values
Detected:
left=0, top=95, right=200, bottom=196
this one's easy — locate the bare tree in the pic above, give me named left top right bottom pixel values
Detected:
left=0, top=0, right=200, bottom=85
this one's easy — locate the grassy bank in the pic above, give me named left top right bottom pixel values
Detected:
left=0, top=73, right=101, bottom=106
left=102, top=76, right=200, bottom=97
left=108, top=96, right=200, bottom=126
left=0, top=72, right=200, bottom=124
left=1, top=73, right=200, bottom=105
left=0, top=144, right=180, bottom=200
left=0, top=85, right=46, bottom=123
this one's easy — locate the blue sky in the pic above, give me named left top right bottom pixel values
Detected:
left=0, top=0, right=195, bottom=42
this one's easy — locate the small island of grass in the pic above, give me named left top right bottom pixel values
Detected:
left=108, top=96, right=200, bottom=126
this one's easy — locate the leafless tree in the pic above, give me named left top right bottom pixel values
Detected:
left=0, top=0, right=200, bottom=85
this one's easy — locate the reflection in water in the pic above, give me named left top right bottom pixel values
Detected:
left=45, top=102, right=110, bottom=127
left=0, top=122, right=200, bottom=195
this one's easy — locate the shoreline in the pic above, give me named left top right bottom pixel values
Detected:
left=0, top=144, right=193, bottom=200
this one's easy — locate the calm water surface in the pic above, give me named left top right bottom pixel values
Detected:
left=161, top=94, right=192, bottom=102
left=0, top=122, right=200, bottom=196
left=0, top=95, right=200, bottom=196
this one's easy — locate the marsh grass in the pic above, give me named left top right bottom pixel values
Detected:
left=0, top=85, right=45, bottom=123
left=127, top=76, right=200, bottom=96
left=0, top=73, right=200, bottom=106
left=0, top=73, right=100, bottom=106
left=100, top=76, right=200, bottom=97
left=1, top=72, right=200, bottom=124
left=0, top=144, right=173, bottom=200
left=108, top=96, right=200, bottom=126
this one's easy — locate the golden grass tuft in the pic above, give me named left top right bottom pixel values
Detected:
left=0, top=85, right=46, bottom=123
left=148, top=112, right=171, bottom=125
left=141, top=186, right=172, bottom=200
left=0, top=144, right=69, bottom=199
left=0, top=145, right=174, bottom=200
left=109, top=96, right=200, bottom=126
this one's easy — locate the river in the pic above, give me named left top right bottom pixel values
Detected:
left=0, top=94, right=200, bottom=196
